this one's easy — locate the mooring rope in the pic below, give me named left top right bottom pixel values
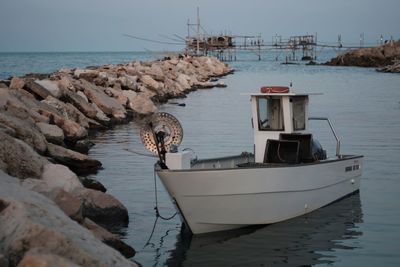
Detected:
left=153, top=168, right=178, bottom=221
left=123, top=148, right=158, bottom=158
left=141, top=167, right=179, bottom=250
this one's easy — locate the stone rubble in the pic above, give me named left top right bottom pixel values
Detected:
left=0, top=55, right=232, bottom=266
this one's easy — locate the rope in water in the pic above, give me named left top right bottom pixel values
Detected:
left=153, top=168, right=178, bottom=221
left=123, top=148, right=158, bottom=158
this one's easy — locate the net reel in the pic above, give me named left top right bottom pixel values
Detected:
left=140, top=112, right=183, bottom=168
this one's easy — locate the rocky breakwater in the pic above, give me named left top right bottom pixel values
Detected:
left=325, top=40, right=400, bottom=73
left=0, top=55, right=232, bottom=266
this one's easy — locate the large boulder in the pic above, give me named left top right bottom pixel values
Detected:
left=104, top=87, right=129, bottom=107
left=176, top=74, right=191, bottom=90
left=121, top=90, right=137, bottom=103
left=118, top=74, right=138, bottom=90
left=61, top=90, right=98, bottom=119
left=0, top=109, right=47, bottom=154
left=24, top=80, right=54, bottom=99
left=17, top=249, right=81, bottom=267
left=0, top=171, right=139, bottom=267
left=37, top=108, right=88, bottom=141
left=9, top=77, right=25, bottom=90
left=128, top=93, right=157, bottom=115
left=0, top=122, right=16, bottom=137
left=35, top=122, right=64, bottom=145
left=44, top=188, right=84, bottom=222
left=91, top=102, right=111, bottom=124
left=140, top=74, right=162, bottom=90
left=80, top=80, right=127, bottom=120
left=163, top=77, right=185, bottom=96
left=46, top=143, right=102, bottom=174
left=71, top=188, right=129, bottom=226
left=40, top=163, right=83, bottom=192
left=22, top=178, right=84, bottom=222
left=82, top=218, right=135, bottom=258
left=0, top=131, right=48, bottom=179
left=74, top=68, right=99, bottom=81
left=6, top=89, right=70, bottom=123
left=58, top=76, right=76, bottom=92
left=78, top=176, right=107, bottom=192
left=42, top=95, right=98, bottom=129
left=145, top=64, right=165, bottom=82
left=1, top=89, right=49, bottom=124
left=34, top=79, right=63, bottom=98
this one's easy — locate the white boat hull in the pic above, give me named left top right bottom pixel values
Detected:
left=157, top=156, right=363, bottom=234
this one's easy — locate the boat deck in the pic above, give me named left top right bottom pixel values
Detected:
left=190, top=152, right=360, bottom=170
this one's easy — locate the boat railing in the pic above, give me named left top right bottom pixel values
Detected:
left=309, top=117, right=341, bottom=158
left=191, top=152, right=254, bottom=170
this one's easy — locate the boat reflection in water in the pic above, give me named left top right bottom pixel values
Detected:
left=165, top=192, right=363, bottom=266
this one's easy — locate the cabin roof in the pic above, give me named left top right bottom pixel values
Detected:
left=242, top=92, right=323, bottom=97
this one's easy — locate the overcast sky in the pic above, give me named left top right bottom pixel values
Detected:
left=0, top=0, right=399, bottom=52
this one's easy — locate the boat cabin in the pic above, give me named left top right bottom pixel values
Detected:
left=250, top=86, right=324, bottom=164
left=163, top=86, right=330, bottom=170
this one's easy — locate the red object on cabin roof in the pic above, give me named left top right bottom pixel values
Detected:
left=260, top=86, right=290, bottom=94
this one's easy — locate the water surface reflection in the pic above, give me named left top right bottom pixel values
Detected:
left=166, top=193, right=363, bottom=267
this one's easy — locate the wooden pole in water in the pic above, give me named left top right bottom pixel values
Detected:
left=196, top=7, right=200, bottom=56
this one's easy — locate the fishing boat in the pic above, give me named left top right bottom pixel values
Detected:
left=140, top=86, right=363, bottom=234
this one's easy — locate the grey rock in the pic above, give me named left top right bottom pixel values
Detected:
left=105, top=87, right=129, bottom=107
left=0, top=170, right=139, bottom=267
left=1, top=89, right=49, bottom=124
left=82, top=218, right=135, bottom=258
left=0, top=122, right=16, bottom=137
left=0, top=105, right=47, bottom=155
left=0, top=254, right=9, bottom=267
left=128, top=93, right=157, bottom=115
left=0, top=110, right=47, bottom=154
left=35, top=122, right=64, bottom=145
left=21, top=178, right=84, bottom=222
left=74, top=68, right=99, bottom=81
left=42, top=95, right=94, bottom=129
left=45, top=188, right=84, bottom=223
left=80, top=80, right=127, bottom=121
left=34, top=79, right=63, bottom=98
left=46, top=143, right=101, bottom=174
left=40, top=163, right=83, bottom=192
left=73, top=139, right=95, bottom=154
left=24, top=79, right=52, bottom=99
left=91, top=102, right=110, bottom=124
left=37, top=108, right=88, bottom=141
left=78, top=176, right=106, bottom=192
left=61, top=90, right=98, bottom=119
left=58, top=76, right=75, bottom=92
left=140, top=74, right=161, bottom=90
left=17, top=249, right=81, bottom=267
left=0, top=129, right=48, bottom=179
left=77, top=90, right=89, bottom=102
left=71, top=188, right=129, bottom=226
left=9, top=77, right=25, bottom=90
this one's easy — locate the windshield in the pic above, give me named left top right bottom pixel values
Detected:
left=257, top=97, right=284, bottom=131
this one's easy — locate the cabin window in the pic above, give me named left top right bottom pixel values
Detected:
left=292, top=96, right=307, bottom=130
left=257, top=97, right=284, bottom=131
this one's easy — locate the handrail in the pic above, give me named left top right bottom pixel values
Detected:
left=309, top=117, right=341, bottom=157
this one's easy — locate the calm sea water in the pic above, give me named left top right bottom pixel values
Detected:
left=2, top=51, right=400, bottom=266
left=0, top=51, right=157, bottom=79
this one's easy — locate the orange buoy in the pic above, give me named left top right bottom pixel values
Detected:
left=260, top=86, right=290, bottom=94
